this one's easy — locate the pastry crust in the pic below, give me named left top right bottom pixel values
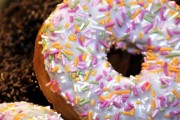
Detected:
left=33, top=24, right=80, bottom=120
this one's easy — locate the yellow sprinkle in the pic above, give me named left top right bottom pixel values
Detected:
left=116, top=75, right=121, bottom=82
left=52, top=66, right=59, bottom=73
left=72, top=73, right=76, bottom=79
left=82, top=53, right=87, bottom=61
left=65, top=43, right=71, bottom=48
left=136, top=101, right=142, bottom=105
left=84, top=70, right=91, bottom=81
left=88, top=111, right=93, bottom=120
left=105, top=16, right=111, bottom=23
left=90, top=99, right=95, bottom=106
left=65, top=65, right=70, bottom=72
left=131, top=8, right=141, bottom=19
left=139, top=31, right=143, bottom=39
left=75, top=96, right=79, bottom=105
left=151, top=89, right=156, bottom=97
left=105, top=61, right=109, bottom=68
left=115, top=90, right=131, bottom=95
left=166, top=34, right=171, bottom=40
left=99, top=92, right=114, bottom=100
left=64, top=50, right=73, bottom=56
left=75, top=25, right=80, bottom=32
left=147, top=0, right=153, bottom=3
left=103, top=87, right=109, bottom=91
left=65, top=23, right=69, bottom=28
left=151, top=99, right=156, bottom=110
left=57, top=52, right=61, bottom=59
left=172, top=89, right=180, bottom=98
left=68, top=33, right=77, bottom=42
left=92, top=70, right=97, bottom=76
left=74, top=57, right=79, bottom=67
left=75, top=77, right=80, bottom=82
left=160, top=0, right=166, bottom=3
left=105, top=115, right=110, bottom=119
left=52, top=43, right=63, bottom=50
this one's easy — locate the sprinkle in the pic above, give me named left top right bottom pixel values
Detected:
left=115, top=90, right=131, bottom=95
left=79, top=99, right=90, bottom=106
left=65, top=92, right=73, bottom=102
left=172, top=89, right=180, bottom=98
left=82, top=53, right=87, bottom=61
left=132, top=86, right=138, bottom=96
left=151, top=89, right=156, bottom=97
left=84, top=70, right=91, bottom=81
left=115, top=18, right=122, bottom=27
left=68, top=33, right=77, bottom=42
left=92, top=70, right=97, bottom=76
left=152, top=109, right=159, bottom=118
left=151, top=99, right=156, bottom=110
left=139, top=31, right=143, bottom=39
left=75, top=96, right=79, bottom=104
left=88, top=111, right=92, bottom=120
left=62, top=52, right=72, bottom=61
left=96, top=75, right=102, bottom=81
left=116, top=75, right=121, bottom=82
left=131, top=8, right=141, bottom=19
left=65, top=65, right=70, bottom=72
left=113, top=101, right=121, bottom=108
left=90, top=99, right=95, bottom=106
left=64, top=50, right=73, bottom=56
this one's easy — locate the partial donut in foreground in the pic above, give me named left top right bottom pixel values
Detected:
left=34, top=0, right=180, bottom=119
left=0, top=101, right=63, bottom=120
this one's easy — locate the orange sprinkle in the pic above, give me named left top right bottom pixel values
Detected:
left=148, top=117, right=152, bottom=120
left=115, top=90, right=131, bottom=95
left=14, top=113, right=26, bottom=120
left=84, top=70, right=91, bottom=81
left=138, top=31, right=143, bottom=39
left=131, top=8, right=141, bottom=19
left=130, top=1, right=138, bottom=5
left=105, top=12, right=110, bottom=16
left=151, top=89, right=156, bottom=97
left=82, top=5, right=88, bottom=10
left=65, top=43, right=71, bottom=48
left=151, top=99, right=156, bottom=110
left=57, top=52, right=61, bottom=59
left=172, top=89, right=180, bottom=98
left=52, top=66, right=59, bottom=73
left=65, top=65, right=70, bottom=72
left=105, top=61, right=109, bottom=68
left=65, top=23, right=69, bottom=28
left=99, top=92, right=114, bottom=100
left=146, top=83, right=151, bottom=91
left=144, top=4, right=149, bottom=8
left=105, top=16, right=111, bottom=23
left=105, top=115, right=110, bottom=119
left=52, top=43, right=63, bottom=50
left=116, top=75, right=121, bottom=82
left=103, top=87, right=109, bottom=91
left=80, top=36, right=85, bottom=42
left=169, top=67, right=180, bottom=73
left=88, top=111, right=92, bottom=120
left=68, top=33, right=77, bottom=42
left=72, top=73, right=76, bottom=79
left=122, top=109, right=135, bottom=116
left=164, top=113, right=169, bottom=118
left=92, top=70, right=97, bottom=76
left=74, top=57, right=79, bottom=67
left=156, top=61, right=163, bottom=66
left=178, top=103, right=180, bottom=108
left=75, top=25, right=80, bottom=32
left=75, top=96, right=79, bottom=104
left=82, top=53, right=87, bottom=61
left=131, top=108, right=135, bottom=116
left=75, top=77, right=80, bottom=82
left=147, top=0, right=153, bottom=3
left=142, top=63, right=150, bottom=67
left=160, top=0, right=166, bottom=3
left=160, top=47, right=172, bottom=51
left=90, top=99, right=95, bottom=106
left=106, top=0, right=113, bottom=6
left=146, top=45, right=155, bottom=50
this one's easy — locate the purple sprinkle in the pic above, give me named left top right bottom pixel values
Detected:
left=170, top=111, right=175, bottom=119
left=166, top=29, right=172, bottom=36
left=124, top=106, right=132, bottom=111
left=100, top=101, right=109, bottom=108
left=144, top=23, right=153, bottom=34
left=147, top=37, right=152, bottom=46
left=141, top=85, right=146, bottom=92
left=95, top=89, right=103, bottom=95
left=154, top=46, right=161, bottom=52
left=132, top=86, right=138, bottom=96
left=160, top=51, right=169, bottom=55
left=166, top=101, right=170, bottom=107
left=95, top=116, right=100, bottom=120
left=168, top=38, right=180, bottom=44
left=80, top=112, right=88, bottom=117
left=172, top=30, right=180, bottom=35
left=92, top=56, right=97, bottom=65
left=44, top=52, right=49, bottom=59
left=175, top=18, right=180, bottom=25
left=127, top=102, right=134, bottom=108
left=131, top=20, right=136, bottom=30
left=78, top=37, right=84, bottom=47
left=107, top=4, right=112, bottom=10
left=172, top=100, right=179, bottom=107
left=68, top=6, right=79, bottom=12
left=69, top=16, right=74, bottom=23
left=122, top=94, right=129, bottom=98
left=174, top=110, right=180, bottom=115
left=115, top=18, right=123, bottom=27
left=122, top=97, right=127, bottom=103
left=138, top=2, right=144, bottom=6
left=114, top=86, right=121, bottom=90
left=65, top=92, right=73, bottom=102
left=113, top=101, right=121, bottom=108
left=121, top=12, right=126, bottom=21
left=105, top=21, right=115, bottom=28
left=96, top=75, right=102, bottom=81
left=159, top=6, right=166, bottom=21
left=139, top=10, right=146, bottom=20
left=48, top=50, right=60, bottom=55
left=125, top=27, right=130, bottom=33
left=163, top=62, right=168, bottom=76
left=98, top=8, right=107, bottom=12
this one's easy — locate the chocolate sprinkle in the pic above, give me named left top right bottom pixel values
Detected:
left=0, top=0, right=62, bottom=106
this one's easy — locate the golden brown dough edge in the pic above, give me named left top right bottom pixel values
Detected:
left=33, top=24, right=80, bottom=120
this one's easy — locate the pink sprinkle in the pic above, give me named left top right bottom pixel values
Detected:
left=98, top=8, right=106, bottom=12
left=78, top=37, right=84, bottom=47
left=99, top=82, right=104, bottom=89
left=124, top=106, right=132, bottom=111
left=105, top=21, right=115, bottom=28
left=113, top=101, right=121, bottom=108
left=159, top=6, right=166, bottom=21
left=92, top=56, right=97, bottom=65
left=172, top=30, right=180, bottom=35
left=80, top=112, right=88, bottom=117
left=147, top=37, right=152, bottom=46
left=53, top=15, right=62, bottom=27
left=68, top=6, right=79, bottom=12
left=99, top=40, right=109, bottom=48
left=131, top=20, right=136, bottom=30
left=172, top=100, right=179, bottom=107
left=107, top=4, right=112, bottom=10
left=125, top=27, right=130, bottom=33
left=166, top=29, right=172, bottom=36
left=44, top=52, right=49, bottom=59
left=103, top=70, right=107, bottom=76
left=127, top=102, right=134, bottom=108
left=170, top=111, right=175, bottom=119
left=100, top=101, right=109, bottom=108
left=68, top=23, right=75, bottom=30
left=154, top=46, right=161, bottom=52
left=84, top=104, right=88, bottom=110
left=121, top=12, right=126, bottom=21
left=163, top=62, right=168, bottom=76
left=115, top=18, right=123, bottom=27
left=152, top=109, right=159, bottom=118
left=76, top=12, right=86, bottom=18
left=59, top=3, right=68, bottom=9
left=139, top=10, right=146, bottom=21
left=114, top=86, right=121, bottom=90
left=160, top=51, right=169, bottom=55
left=144, top=23, right=153, bottom=34
left=138, top=2, right=144, bottom=6
left=168, top=38, right=180, bottom=44
left=96, top=75, right=102, bottom=81
left=115, top=112, right=120, bottom=120
left=132, top=86, right=138, bottom=96
left=65, top=92, right=73, bottom=102
left=107, top=76, right=113, bottom=81
left=69, top=16, right=74, bottom=23
left=61, top=54, right=65, bottom=66
left=175, top=18, right=180, bottom=25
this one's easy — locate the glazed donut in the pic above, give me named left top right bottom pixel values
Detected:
left=0, top=101, right=63, bottom=120
left=34, top=0, right=180, bottom=119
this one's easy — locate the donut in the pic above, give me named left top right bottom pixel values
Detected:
left=0, top=101, right=63, bottom=120
left=34, top=0, right=180, bottom=119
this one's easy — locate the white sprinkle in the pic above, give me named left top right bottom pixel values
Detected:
left=164, top=9, right=170, bottom=17
left=96, top=14, right=106, bottom=19
left=79, top=75, right=84, bottom=81
left=41, top=35, right=49, bottom=39
left=86, top=92, right=91, bottom=98
left=90, top=25, right=105, bottom=30
left=147, top=105, right=152, bottom=112
left=51, top=61, right=55, bottom=69
left=88, top=18, right=98, bottom=25
left=106, top=30, right=112, bottom=35
left=61, top=79, right=66, bottom=83
left=80, top=23, right=85, bottom=30
left=93, top=112, right=98, bottom=119
left=146, top=3, right=152, bottom=11
left=38, top=41, right=42, bottom=44
left=54, top=30, right=65, bottom=34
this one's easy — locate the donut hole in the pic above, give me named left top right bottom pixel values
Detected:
left=107, top=46, right=144, bottom=77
